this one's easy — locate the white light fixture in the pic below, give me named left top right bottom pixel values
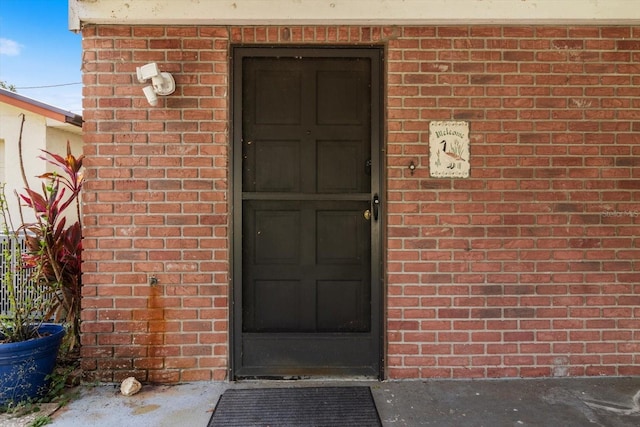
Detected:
left=136, top=62, right=175, bottom=106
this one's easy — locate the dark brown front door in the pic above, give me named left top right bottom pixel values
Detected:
left=232, top=47, right=382, bottom=378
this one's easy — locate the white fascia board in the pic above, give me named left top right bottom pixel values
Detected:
left=69, top=0, right=640, bottom=31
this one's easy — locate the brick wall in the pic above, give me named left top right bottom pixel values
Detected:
left=80, top=25, right=231, bottom=382
left=80, top=25, right=640, bottom=382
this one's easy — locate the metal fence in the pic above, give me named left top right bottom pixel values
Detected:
left=0, top=233, right=38, bottom=316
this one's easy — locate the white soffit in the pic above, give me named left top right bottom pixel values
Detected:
left=69, top=0, right=640, bottom=30
left=46, top=118, right=83, bottom=135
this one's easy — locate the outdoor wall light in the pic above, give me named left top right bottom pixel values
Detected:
left=136, top=62, right=175, bottom=106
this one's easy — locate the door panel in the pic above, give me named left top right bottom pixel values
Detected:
left=242, top=200, right=369, bottom=333
left=254, top=140, right=301, bottom=192
left=233, top=47, right=382, bottom=378
left=317, top=140, right=366, bottom=192
left=317, top=70, right=365, bottom=125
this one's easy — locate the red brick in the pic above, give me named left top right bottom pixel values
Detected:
left=81, top=22, right=640, bottom=382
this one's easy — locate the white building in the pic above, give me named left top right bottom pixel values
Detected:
left=0, top=88, right=83, bottom=227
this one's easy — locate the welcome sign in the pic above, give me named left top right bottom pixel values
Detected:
left=429, top=121, right=470, bottom=178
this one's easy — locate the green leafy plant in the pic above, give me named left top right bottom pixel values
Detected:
left=0, top=80, right=17, bottom=92
left=29, top=415, right=52, bottom=427
left=0, top=185, right=50, bottom=343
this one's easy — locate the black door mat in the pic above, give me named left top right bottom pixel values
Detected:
left=207, top=386, right=382, bottom=427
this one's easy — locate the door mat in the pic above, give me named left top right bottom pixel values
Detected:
left=207, top=386, right=382, bottom=426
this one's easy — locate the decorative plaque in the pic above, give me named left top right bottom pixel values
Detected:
left=429, top=121, right=470, bottom=178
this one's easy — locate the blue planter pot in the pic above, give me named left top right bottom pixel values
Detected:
left=0, top=323, right=65, bottom=406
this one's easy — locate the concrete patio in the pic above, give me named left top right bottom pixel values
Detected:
left=3, top=376, right=636, bottom=426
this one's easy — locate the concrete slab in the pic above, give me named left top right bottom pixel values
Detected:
left=40, top=377, right=640, bottom=427
left=373, top=377, right=640, bottom=426
left=49, top=382, right=228, bottom=427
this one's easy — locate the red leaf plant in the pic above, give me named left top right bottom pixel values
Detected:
left=19, top=141, right=83, bottom=351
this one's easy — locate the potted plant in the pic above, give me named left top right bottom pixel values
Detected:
left=0, top=183, right=66, bottom=407
left=0, top=115, right=83, bottom=407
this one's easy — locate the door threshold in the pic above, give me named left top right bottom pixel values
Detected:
left=231, top=377, right=382, bottom=386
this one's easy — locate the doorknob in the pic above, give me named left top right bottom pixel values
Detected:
left=363, top=209, right=372, bottom=220
left=372, top=194, right=380, bottom=221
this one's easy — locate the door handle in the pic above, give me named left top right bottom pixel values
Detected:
left=372, top=194, right=380, bottom=221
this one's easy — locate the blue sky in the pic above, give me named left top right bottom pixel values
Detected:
left=0, top=0, right=82, bottom=114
